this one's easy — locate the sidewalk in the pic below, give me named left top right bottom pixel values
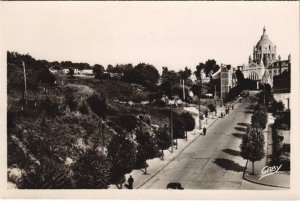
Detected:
left=109, top=99, right=240, bottom=189
left=243, top=113, right=290, bottom=189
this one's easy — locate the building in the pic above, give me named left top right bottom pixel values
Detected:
left=220, top=64, right=236, bottom=100
left=241, top=26, right=291, bottom=86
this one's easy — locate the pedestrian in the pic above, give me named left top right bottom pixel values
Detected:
left=232, top=105, right=234, bottom=110
left=128, top=175, right=134, bottom=189
left=203, top=127, right=207, bottom=136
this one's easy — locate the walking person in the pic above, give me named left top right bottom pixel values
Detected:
left=203, top=127, right=207, bottom=136
left=128, top=175, right=134, bottom=189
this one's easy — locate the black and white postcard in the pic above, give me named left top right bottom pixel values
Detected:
left=0, top=1, right=299, bottom=199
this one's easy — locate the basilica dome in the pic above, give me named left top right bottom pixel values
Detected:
left=256, top=26, right=274, bottom=50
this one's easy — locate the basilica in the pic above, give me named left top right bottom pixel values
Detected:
left=240, top=26, right=291, bottom=87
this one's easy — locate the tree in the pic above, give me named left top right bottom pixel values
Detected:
left=107, top=135, right=136, bottom=189
left=194, top=63, right=205, bottom=80
left=19, top=160, right=72, bottom=189
left=179, top=67, right=192, bottom=80
left=135, top=130, right=159, bottom=174
left=68, top=68, right=74, bottom=77
left=235, top=67, right=245, bottom=86
left=251, top=110, right=268, bottom=130
left=72, top=149, right=111, bottom=189
left=117, top=114, right=137, bottom=138
left=123, top=63, right=159, bottom=89
left=160, top=70, right=180, bottom=97
left=240, top=128, right=265, bottom=174
left=271, top=100, right=284, bottom=114
left=172, top=113, right=185, bottom=139
left=180, top=112, right=195, bottom=140
left=155, top=125, right=172, bottom=160
left=207, top=104, right=216, bottom=113
left=93, top=64, right=105, bottom=79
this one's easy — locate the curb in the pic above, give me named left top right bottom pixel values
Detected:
left=242, top=160, right=289, bottom=189
left=136, top=115, right=220, bottom=189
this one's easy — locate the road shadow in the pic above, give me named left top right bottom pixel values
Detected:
left=245, top=105, right=254, bottom=110
left=222, top=148, right=240, bottom=156
left=244, top=110, right=253, bottom=114
left=213, top=158, right=244, bottom=172
left=231, top=133, right=244, bottom=139
left=237, top=123, right=250, bottom=127
left=234, top=127, right=247, bottom=132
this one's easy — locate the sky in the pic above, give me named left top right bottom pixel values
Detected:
left=1, top=1, right=299, bottom=72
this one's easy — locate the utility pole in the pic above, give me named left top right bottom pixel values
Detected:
left=214, top=85, right=217, bottom=116
left=263, top=84, right=265, bottom=105
left=22, top=61, right=28, bottom=104
left=182, top=79, right=185, bottom=108
left=170, top=105, right=174, bottom=153
left=199, top=79, right=202, bottom=130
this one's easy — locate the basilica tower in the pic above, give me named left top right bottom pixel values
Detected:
left=252, top=26, right=277, bottom=67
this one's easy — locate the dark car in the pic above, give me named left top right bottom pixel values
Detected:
left=166, top=182, right=184, bottom=190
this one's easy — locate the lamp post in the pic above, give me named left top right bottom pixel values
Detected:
left=170, top=105, right=173, bottom=153
left=199, top=79, right=202, bottom=130
left=214, top=85, right=217, bottom=116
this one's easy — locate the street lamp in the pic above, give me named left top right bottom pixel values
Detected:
left=198, top=79, right=202, bottom=130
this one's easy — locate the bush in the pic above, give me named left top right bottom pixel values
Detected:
left=207, top=104, right=216, bottom=112
left=65, top=92, right=78, bottom=111
left=39, top=98, right=59, bottom=117
left=18, top=160, right=72, bottom=189
left=72, top=149, right=111, bottom=189
left=79, top=102, right=89, bottom=114
left=87, top=93, right=107, bottom=118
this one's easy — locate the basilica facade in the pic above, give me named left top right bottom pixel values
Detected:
left=240, top=26, right=291, bottom=87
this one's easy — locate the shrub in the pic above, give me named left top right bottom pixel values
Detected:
left=87, top=93, right=107, bottom=118
left=18, top=160, right=72, bottom=189
left=72, top=149, right=111, bottom=189
left=79, top=102, right=89, bottom=115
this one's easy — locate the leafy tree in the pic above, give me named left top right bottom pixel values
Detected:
left=190, top=82, right=202, bottom=97
left=194, top=63, right=205, bottom=80
left=123, top=63, right=159, bottom=89
left=72, top=149, right=111, bottom=189
left=19, top=160, right=72, bottom=189
left=271, top=100, right=284, bottom=114
left=135, top=130, right=159, bottom=174
left=172, top=113, right=185, bottom=139
left=240, top=128, right=265, bottom=174
left=179, top=67, right=192, bottom=80
left=235, top=68, right=245, bottom=86
left=180, top=112, right=195, bottom=140
left=160, top=69, right=180, bottom=96
left=251, top=110, right=268, bottom=130
left=93, top=64, right=105, bottom=79
left=207, top=104, right=216, bottom=112
left=107, top=135, right=136, bottom=189
left=117, top=114, right=137, bottom=138
left=68, top=68, right=74, bottom=77
left=87, top=93, right=107, bottom=118
left=155, top=125, right=172, bottom=160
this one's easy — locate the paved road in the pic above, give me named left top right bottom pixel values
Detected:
left=139, top=98, right=277, bottom=189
